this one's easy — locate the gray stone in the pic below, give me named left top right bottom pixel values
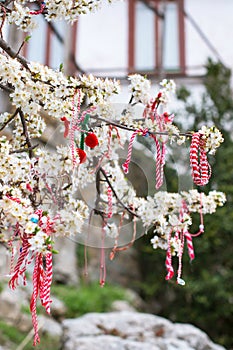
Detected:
left=53, top=237, right=79, bottom=285
left=61, top=311, right=226, bottom=350
left=50, top=295, right=67, bottom=319
left=110, top=300, right=136, bottom=312
left=38, top=314, right=63, bottom=338
left=0, top=287, right=24, bottom=323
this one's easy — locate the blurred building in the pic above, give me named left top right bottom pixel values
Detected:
left=15, top=0, right=233, bottom=83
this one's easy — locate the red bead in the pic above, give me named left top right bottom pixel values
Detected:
left=60, top=116, right=67, bottom=121
left=85, top=133, right=99, bottom=148
left=76, top=148, right=87, bottom=164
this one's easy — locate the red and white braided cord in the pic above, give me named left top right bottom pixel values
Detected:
left=29, top=2, right=45, bottom=15
left=190, top=132, right=211, bottom=186
left=122, top=129, right=148, bottom=174
left=165, top=231, right=174, bottom=280
left=69, top=89, right=81, bottom=167
left=30, top=253, right=41, bottom=346
left=9, top=236, right=30, bottom=290
left=184, top=232, right=195, bottom=261
left=150, top=135, right=166, bottom=189
left=40, top=251, right=53, bottom=314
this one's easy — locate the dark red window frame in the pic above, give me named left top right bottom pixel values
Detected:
left=128, top=0, right=186, bottom=76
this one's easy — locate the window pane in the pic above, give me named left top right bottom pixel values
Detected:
left=163, top=2, right=179, bottom=70
left=50, top=22, right=66, bottom=69
left=27, top=16, right=47, bottom=64
left=135, top=1, right=155, bottom=71
left=76, top=1, right=128, bottom=76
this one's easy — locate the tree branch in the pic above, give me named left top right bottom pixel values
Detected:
left=0, top=37, right=29, bottom=69
left=18, top=110, right=34, bottom=158
left=0, top=108, right=19, bottom=131
left=10, top=143, right=38, bottom=154
left=99, top=167, right=139, bottom=218
left=90, top=115, right=192, bottom=137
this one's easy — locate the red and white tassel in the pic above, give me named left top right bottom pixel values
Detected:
left=9, top=236, right=30, bottom=290
left=30, top=253, right=41, bottom=346
left=40, top=251, right=53, bottom=314
left=190, top=132, right=211, bottom=186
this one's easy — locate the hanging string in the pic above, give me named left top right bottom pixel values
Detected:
left=165, top=230, right=174, bottom=281
left=190, top=192, right=204, bottom=237
left=184, top=231, right=195, bottom=261
left=40, top=251, right=53, bottom=314
left=176, top=231, right=185, bottom=285
left=150, top=134, right=166, bottom=189
left=109, top=211, right=126, bottom=261
left=122, top=128, right=148, bottom=174
left=99, top=222, right=106, bottom=287
left=69, top=89, right=81, bottom=167
left=30, top=253, right=40, bottom=346
left=9, top=234, right=30, bottom=290
left=107, top=186, right=113, bottom=218
left=29, top=1, right=46, bottom=15
left=110, top=210, right=137, bottom=255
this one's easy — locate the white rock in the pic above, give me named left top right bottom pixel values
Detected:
left=61, top=311, right=226, bottom=350
left=38, top=315, right=63, bottom=338
left=111, top=300, right=136, bottom=312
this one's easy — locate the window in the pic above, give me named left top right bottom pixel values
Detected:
left=128, top=0, right=185, bottom=75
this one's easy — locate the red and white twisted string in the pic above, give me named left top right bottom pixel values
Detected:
left=165, top=230, right=174, bottom=281
left=122, top=129, right=148, bottom=174
left=184, top=231, right=195, bottom=261
left=69, top=89, right=81, bottom=167
left=150, top=135, right=166, bottom=189
left=40, top=251, right=53, bottom=314
left=9, top=235, right=30, bottom=290
left=190, top=132, right=211, bottom=186
left=29, top=1, right=45, bottom=15
left=30, top=253, right=41, bottom=346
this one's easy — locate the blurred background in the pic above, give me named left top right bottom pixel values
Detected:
left=0, top=0, right=233, bottom=349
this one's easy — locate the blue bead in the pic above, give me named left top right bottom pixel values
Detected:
left=30, top=217, right=39, bottom=223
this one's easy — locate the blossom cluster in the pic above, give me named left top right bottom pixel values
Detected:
left=3, top=0, right=113, bottom=32
left=133, top=190, right=226, bottom=252
left=199, top=125, right=224, bottom=155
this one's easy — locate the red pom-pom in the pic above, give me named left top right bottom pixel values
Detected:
left=60, top=116, right=67, bottom=121
left=77, top=148, right=87, bottom=164
left=85, top=133, right=99, bottom=148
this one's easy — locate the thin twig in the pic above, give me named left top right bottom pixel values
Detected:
left=10, top=144, right=38, bottom=154
left=90, top=115, right=192, bottom=137
left=99, top=167, right=139, bottom=218
left=0, top=37, right=29, bottom=69
left=18, top=110, right=33, bottom=158
left=0, top=82, right=14, bottom=93
left=0, top=108, right=19, bottom=131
